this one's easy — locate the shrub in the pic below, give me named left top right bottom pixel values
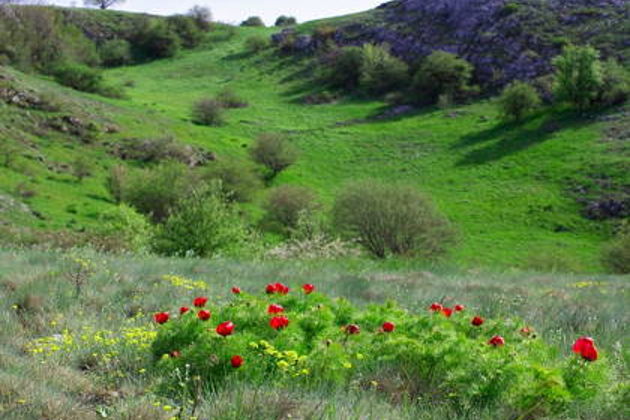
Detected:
left=249, top=133, right=298, bottom=179
left=358, top=44, right=409, bottom=96
left=203, top=158, right=262, bottom=203
left=264, top=185, right=319, bottom=233
left=122, top=162, right=196, bottom=223
left=192, top=98, right=225, bottom=126
left=602, top=223, right=630, bottom=274
left=99, top=39, right=132, bottom=67
left=498, top=81, right=541, bottom=121
left=167, top=15, right=204, bottom=49
left=332, top=180, right=453, bottom=258
left=275, top=16, right=297, bottom=27
left=71, top=156, right=92, bottom=182
left=412, top=51, right=475, bottom=104
left=134, top=20, right=180, bottom=59
left=187, top=5, right=213, bottom=31
left=53, top=63, right=103, bottom=93
left=111, top=137, right=212, bottom=166
left=552, top=45, right=603, bottom=110
left=318, top=46, right=363, bottom=91
left=245, top=35, right=270, bottom=53
left=598, top=58, right=629, bottom=107
left=241, top=16, right=265, bottom=27
left=94, top=204, right=152, bottom=252
left=152, top=185, right=253, bottom=257
left=215, top=88, right=248, bottom=109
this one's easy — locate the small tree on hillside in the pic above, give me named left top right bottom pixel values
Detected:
left=552, top=45, right=603, bottom=110
left=498, top=81, right=541, bottom=121
left=187, top=5, right=212, bottom=31
left=412, top=51, right=475, bottom=104
left=250, top=133, right=298, bottom=179
left=83, top=0, right=125, bottom=10
left=241, top=16, right=265, bottom=27
left=275, top=16, right=297, bottom=27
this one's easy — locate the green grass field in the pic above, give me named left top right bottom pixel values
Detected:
left=0, top=248, right=627, bottom=419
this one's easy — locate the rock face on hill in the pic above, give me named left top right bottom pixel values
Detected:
left=310, top=0, right=629, bottom=88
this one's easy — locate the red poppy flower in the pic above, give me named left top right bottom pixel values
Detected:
left=231, top=355, right=244, bottom=368
left=572, top=336, right=598, bottom=362
left=302, top=284, right=315, bottom=294
left=471, top=316, right=484, bottom=326
left=429, top=302, right=443, bottom=312
left=270, top=316, right=289, bottom=330
left=267, top=304, right=284, bottom=314
left=179, top=306, right=190, bottom=315
left=193, top=297, right=208, bottom=307
left=382, top=322, right=395, bottom=333
left=231, top=287, right=241, bottom=295
left=153, top=312, right=170, bottom=324
left=265, top=283, right=277, bottom=294
left=169, top=350, right=181, bottom=358
left=216, top=321, right=235, bottom=336
left=197, top=310, right=211, bottom=321
left=442, top=307, right=453, bottom=318
left=275, top=283, right=290, bottom=294
left=345, top=324, right=361, bottom=335
left=580, top=345, right=598, bottom=362
left=488, top=335, right=505, bottom=347
left=454, top=304, right=465, bottom=312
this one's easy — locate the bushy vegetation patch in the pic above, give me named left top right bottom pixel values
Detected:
left=602, top=222, right=630, bottom=274
left=498, top=81, right=541, bottom=122
left=250, top=133, right=298, bottom=179
left=263, top=185, right=319, bottom=234
left=192, top=98, right=225, bottom=126
left=412, top=51, right=476, bottom=105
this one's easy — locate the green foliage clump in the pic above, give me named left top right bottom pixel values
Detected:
left=245, top=35, right=270, bottom=53
left=598, top=58, right=629, bottom=107
left=552, top=45, right=603, bottom=110
left=151, top=289, right=611, bottom=418
left=52, top=63, right=104, bottom=93
left=358, top=44, right=409, bottom=96
left=318, top=46, right=363, bottom=91
left=275, top=16, right=297, bottom=27
left=134, top=20, right=181, bottom=59
left=412, top=51, right=475, bottom=104
left=264, top=185, right=319, bottom=234
left=203, top=158, right=262, bottom=203
left=192, top=98, right=225, bottom=126
left=241, top=16, right=265, bottom=27
left=95, top=204, right=152, bottom=252
left=152, top=185, right=253, bottom=258
left=332, top=180, right=453, bottom=258
left=249, top=133, right=298, bottom=179
left=99, top=39, right=132, bottom=67
left=602, top=223, right=630, bottom=274
left=498, top=81, right=541, bottom=121
left=167, top=15, right=204, bottom=49
left=187, top=5, right=213, bottom=31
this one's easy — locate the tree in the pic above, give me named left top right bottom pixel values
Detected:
left=412, top=51, right=475, bottom=104
left=83, top=0, right=125, bottom=10
left=187, top=5, right=212, bottom=31
left=552, top=45, right=603, bottom=110
left=249, top=133, right=298, bottom=179
left=498, top=81, right=541, bottom=121
left=241, top=16, right=265, bottom=27
left=358, top=44, right=409, bottom=96
left=275, top=16, right=297, bottom=27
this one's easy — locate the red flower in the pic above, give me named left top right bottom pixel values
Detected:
left=265, top=283, right=277, bottom=294
left=267, top=304, right=284, bottom=314
left=442, top=307, right=453, bottom=318
left=454, top=304, right=465, bottom=312
left=197, top=310, right=211, bottom=321
left=572, top=336, right=598, bottom=362
left=216, top=321, right=235, bottom=336
left=275, top=283, right=290, bottom=294
left=429, top=302, right=443, bottom=312
left=382, top=322, right=395, bottom=333
left=231, top=355, right=244, bottom=368
left=231, top=287, right=241, bottom=295
left=169, top=350, right=181, bottom=358
left=270, top=316, right=289, bottom=330
left=179, top=306, right=190, bottom=315
left=302, top=284, right=315, bottom=294
left=193, top=297, right=208, bottom=308
left=345, top=324, right=361, bottom=335
left=153, top=312, right=170, bottom=324
left=471, top=316, right=484, bottom=326
left=489, top=335, right=505, bottom=347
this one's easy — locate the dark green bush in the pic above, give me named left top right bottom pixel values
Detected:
left=111, top=137, right=212, bottom=166
left=275, top=16, right=297, bottom=27
left=134, top=20, right=180, bottom=59
left=167, top=15, right=204, bottom=49
left=412, top=51, right=475, bottom=104
left=249, top=133, right=298, bottom=179
left=598, top=58, right=629, bottom=107
left=152, top=185, right=253, bottom=257
left=192, top=98, right=225, bottom=126
left=264, top=185, right=319, bottom=233
left=358, top=44, right=409, bottom=96
left=99, top=39, right=132, bottom=67
left=187, top=5, right=213, bottom=31
left=203, top=158, right=262, bottom=203
left=498, top=81, right=541, bottom=121
left=94, top=204, right=152, bottom=252
left=332, top=180, right=454, bottom=258
left=318, top=46, right=363, bottom=91
left=53, top=63, right=104, bottom=93
left=241, top=16, right=265, bottom=27
left=603, top=223, right=630, bottom=274
left=245, top=35, right=270, bottom=53
left=552, top=45, right=603, bottom=110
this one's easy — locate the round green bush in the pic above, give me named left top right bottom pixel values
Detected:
left=498, top=81, right=541, bottom=121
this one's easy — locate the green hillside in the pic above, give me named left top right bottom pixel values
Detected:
left=0, top=16, right=627, bottom=271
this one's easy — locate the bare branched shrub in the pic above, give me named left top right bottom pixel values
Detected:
left=249, top=133, right=298, bottom=179
left=192, top=98, right=225, bottom=126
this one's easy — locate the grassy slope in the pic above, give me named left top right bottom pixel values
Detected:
left=0, top=249, right=626, bottom=418
left=0, top=24, right=626, bottom=270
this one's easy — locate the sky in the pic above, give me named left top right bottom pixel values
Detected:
left=43, top=0, right=387, bottom=25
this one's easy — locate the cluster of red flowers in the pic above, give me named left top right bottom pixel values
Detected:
left=270, top=316, right=290, bottom=330
left=572, top=336, right=598, bottom=361
left=429, top=302, right=465, bottom=318
left=266, top=282, right=290, bottom=295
